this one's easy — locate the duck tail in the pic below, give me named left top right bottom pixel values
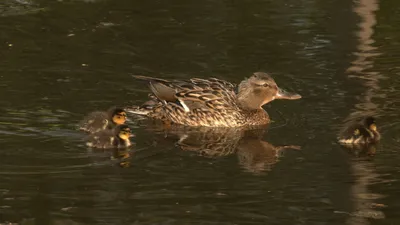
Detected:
left=125, top=106, right=151, bottom=116
left=132, top=75, right=169, bottom=83
left=125, top=97, right=160, bottom=116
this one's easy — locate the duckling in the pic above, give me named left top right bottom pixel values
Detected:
left=85, top=124, right=134, bottom=149
left=338, top=117, right=380, bottom=145
left=79, top=107, right=127, bottom=133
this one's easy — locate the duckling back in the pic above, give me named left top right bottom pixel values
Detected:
left=79, top=111, right=110, bottom=133
left=85, top=125, right=133, bottom=149
left=338, top=117, right=380, bottom=145
left=79, top=107, right=127, bottom=133
left=339, top=126, right=371, bottom=144
left=85, top=129, right=116, bottom=148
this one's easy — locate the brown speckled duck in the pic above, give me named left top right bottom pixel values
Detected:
left=126, top=72, right=301, bottom=127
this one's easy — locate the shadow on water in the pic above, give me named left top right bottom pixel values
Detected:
left=2, top=0, right=400, bottom=224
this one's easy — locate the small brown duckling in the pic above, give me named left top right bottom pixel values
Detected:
left=338, top=117, right=380, bottom=145
left=85, top=124, right=133, bottom=149
left=79, top=107, right=127, bottom=133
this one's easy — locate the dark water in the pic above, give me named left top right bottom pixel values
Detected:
left=1, top=0, right=400, bottom=224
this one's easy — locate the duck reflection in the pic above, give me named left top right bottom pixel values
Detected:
left=176, top=127, right=258, bottom=158
left=237, top=138, right=300, bottom=174
left=144, top=121, right=301, bottom=174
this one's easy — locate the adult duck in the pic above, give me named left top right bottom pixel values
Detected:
left=126, top=72, right=301, bottom=127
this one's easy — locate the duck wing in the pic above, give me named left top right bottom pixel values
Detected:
left=133, top=75, right=238, bottom=112
left=133, top=75, right=190, bottom=102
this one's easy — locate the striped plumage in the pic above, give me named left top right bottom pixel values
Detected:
left=126, top=72, right=301, bottom=127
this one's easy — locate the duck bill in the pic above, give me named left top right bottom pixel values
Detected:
left=275, top=88, right=301, bottom=100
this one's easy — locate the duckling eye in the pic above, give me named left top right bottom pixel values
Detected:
left=263, top=83, right=270, bottom=87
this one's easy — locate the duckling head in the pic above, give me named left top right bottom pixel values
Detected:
left=237, top=72, right=301, bottom=110
left=117, top=125, right=133, bottom=140
left=110, top=108, right=127, bottom=125
left=364, top=116, right=377, bottom=131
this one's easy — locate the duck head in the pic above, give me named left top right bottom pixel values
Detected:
left=364, top=116, right=377, bottom=131
left=116, top=125, right=134, bottom=140
left=237, top=72, right=301, bottom=110
left=109, top=107, right=127, bottom=125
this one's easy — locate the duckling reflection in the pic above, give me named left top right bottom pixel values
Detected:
left=237, top=138, right=301, bottom=174
left=340, top=143, right=377, bottom=158
left=87, top=148, right=133, bottom=168
left=111, top=148, right=132, bottom=168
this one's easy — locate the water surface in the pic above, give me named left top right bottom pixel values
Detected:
left=1, top=0, right=400, bottom=224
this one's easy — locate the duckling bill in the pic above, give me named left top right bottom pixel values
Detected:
left=126, top=72, right=301, bottom=127
left=85, top=124, right=134, bottom=149
left=338, top=117, right=380, bottom=145
left=79, top=107, right=127, bottom=133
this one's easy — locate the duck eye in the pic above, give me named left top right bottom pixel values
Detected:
left=263, top=83, right=270, bottom=87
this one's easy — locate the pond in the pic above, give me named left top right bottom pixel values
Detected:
left=1, top=0, right=399, bottom=224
